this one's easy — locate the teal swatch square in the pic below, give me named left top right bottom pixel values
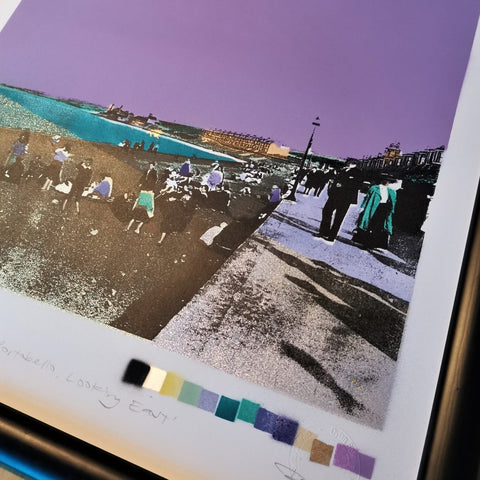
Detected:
left=237, top=399, right=261, bottom=424
left=215, top=396, right=240, bottom=422
left=177, top=381, right=203, bottom=406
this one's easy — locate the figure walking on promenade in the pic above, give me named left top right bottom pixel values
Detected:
left=352, top=177, right=397, bottom=250
left=314, top=166, right=334, bottom=197
left=315, top=160, right=361, bottom=244
left=303, top=167, right=318, bottom=195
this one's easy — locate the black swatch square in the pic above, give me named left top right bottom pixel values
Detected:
left=122, top=359, right=151, bottom=386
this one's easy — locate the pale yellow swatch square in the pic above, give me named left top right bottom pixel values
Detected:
left=142, top=366, right=167, bottom=391
left=294, top=426, right=318, bottom=452
left=159, top=371, right=184, bottom=397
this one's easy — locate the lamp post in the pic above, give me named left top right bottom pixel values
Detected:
left=286, top=117, right=320, bottom=201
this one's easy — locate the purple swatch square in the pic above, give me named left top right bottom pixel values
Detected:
left=197, top=389, right=219, bottom=413
left=254, top=408, right=278, bottom=433
left=333, top=444, right=375, bottom=478
left=272, top=416, right=299, bottom=445
left=357, top=453, right=376, bottom=479
left=333, top=444, right=360, bottom=473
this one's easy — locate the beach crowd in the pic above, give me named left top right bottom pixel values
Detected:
left=1, top=131, right=284, bottom=252
left=2, top=129, right=431, bottom=255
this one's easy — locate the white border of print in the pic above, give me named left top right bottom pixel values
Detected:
left=1, top=5, right=480, bottom=480
left=0, top=0, right=21, bottom=32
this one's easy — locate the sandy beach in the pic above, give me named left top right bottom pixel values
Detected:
left=0, top=126, right=290, bottom=338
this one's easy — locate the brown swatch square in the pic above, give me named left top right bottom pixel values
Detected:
left=310, top=439, right=334, bottom=466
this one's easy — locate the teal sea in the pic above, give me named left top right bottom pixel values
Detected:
left=0, top=84, right=236, bottom=162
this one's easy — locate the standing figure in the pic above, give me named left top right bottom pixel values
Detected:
left=125, top=190, right=155, bottom=234
left=313, top=166, right=331, bottom=197
left=316, top=160, right=362, bottom=244
left=352, top=177, right=397, bottom=250
left=41, top=145, right=72, bottom=190
left=62, top=159, right=93, bottom=214
left=302, top=168, right=318, bottom=195
left=4, top=131, right=29, bottom=169
left=139, top=162, right=158, bottom=191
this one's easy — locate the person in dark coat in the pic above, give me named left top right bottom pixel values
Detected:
left=302, top=168, right=318, bottom=195
left=139, top=162, right=158, bottom=191
left=313, top=167, right=333, bottom=197
left=62, top=159, right=93, bottom=214
left=157, top=194, right=195, bottom=245
left=315, top=160, right=362, bottom=243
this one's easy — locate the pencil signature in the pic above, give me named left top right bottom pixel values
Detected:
left=274, top=462, right=306, bottom=480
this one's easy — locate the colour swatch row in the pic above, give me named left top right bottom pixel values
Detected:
left=122, top=359, right=375, bottom=479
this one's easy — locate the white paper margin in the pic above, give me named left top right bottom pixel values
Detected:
left=0, top=5, right=479, bottom=480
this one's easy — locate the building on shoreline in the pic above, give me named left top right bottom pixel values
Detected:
left=357, top=143, right=444, bottom=173
left=102, top=104, right=158, bottom=128
left=201, top=129, right=290, bottom=159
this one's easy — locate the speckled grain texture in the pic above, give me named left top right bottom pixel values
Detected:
left=154, top=191, right=414, bottom=428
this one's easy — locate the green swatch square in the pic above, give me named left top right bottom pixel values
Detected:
left=215, top=396, right=240, bottom=422
left=237, top=399, right=261, bottom=424
left=178, top=381, right=203, bottom=406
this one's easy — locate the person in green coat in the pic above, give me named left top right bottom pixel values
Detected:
left=353, top=177, right=397, bottom=249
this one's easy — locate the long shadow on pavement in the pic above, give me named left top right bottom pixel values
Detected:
left=256, top=236, right=408, bottom=361
left=281, top=341, right=364, bottom=414
left=269, top=211, right=318, bottom=235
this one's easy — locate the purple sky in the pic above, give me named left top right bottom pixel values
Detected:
left=0, top=0, right=479, bottom=158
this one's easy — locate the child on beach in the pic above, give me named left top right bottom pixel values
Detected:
left=41, top=144, right=72, bottom=191
left=4, top=131, right=29, bottom=169
left=125, top=190, right=155, bottom=234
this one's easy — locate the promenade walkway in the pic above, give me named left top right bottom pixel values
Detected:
left=154, top=189, right=416, bottom=428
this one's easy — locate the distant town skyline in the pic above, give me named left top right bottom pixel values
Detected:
left=0, top=0, right=479, bottom=158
